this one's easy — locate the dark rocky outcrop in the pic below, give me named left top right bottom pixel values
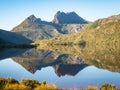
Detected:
left=54, top=64, right=88, bottom=77
left=52, top=11, right=88, bottom=24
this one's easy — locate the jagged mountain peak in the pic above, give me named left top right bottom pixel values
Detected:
left=56, top=11, right=76, bottom=15
left=26, top=14, right=41, bottom=23
left=66, top=11, right=77, bottom=15
left=52, top=11, right=88, bottom=24
left=56, top=11, right=61, bottom=14
left=27, top=14, right=36, bottom=19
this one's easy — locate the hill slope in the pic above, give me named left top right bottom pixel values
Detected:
left=0, top=29, right=32, bottom=44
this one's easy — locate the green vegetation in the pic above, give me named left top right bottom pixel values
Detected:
left=0, top=78, right=60, bottom=90
left=100, top=84, right=118, bottom=90
left=36, top=42, right=120, bottom=73
left=0, top=77, right=119, bottom=90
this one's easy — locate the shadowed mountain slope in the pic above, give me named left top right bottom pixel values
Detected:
left=0, top=29, right=32, bottom=44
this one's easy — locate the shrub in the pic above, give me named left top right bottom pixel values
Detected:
left=100, top=83, right=118, bottom=90
left=4, top=84, right=19, bottom=90
left=86, top=86, right=98, bottom=90
left=41, top=80, right=46, bottom=85
left=0, top=78, right=7, bottom=89
left=20, top=79, right=39, bottom=89
left=34, top=84, right=60, bottom=90
left=6, top=78, right=19, bottom=84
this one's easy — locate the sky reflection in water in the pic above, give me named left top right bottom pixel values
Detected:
left=0, top=58, right=120, bottom=88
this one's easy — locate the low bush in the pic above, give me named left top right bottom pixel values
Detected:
left=0, top=77, right=119, bottom=90
left=100, top=83, right=118, bottom=90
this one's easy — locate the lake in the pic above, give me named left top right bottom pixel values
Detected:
left=0, top=46, right=120, bottom=88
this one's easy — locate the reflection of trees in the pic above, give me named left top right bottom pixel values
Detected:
left=37, top=43, right=120, bottom=73
left=1, top=43, right=119, bottom=77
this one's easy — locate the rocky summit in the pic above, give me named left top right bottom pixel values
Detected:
left=52, top=11, right=88, bottom=24
left=26, top=14, right=41, bottom=23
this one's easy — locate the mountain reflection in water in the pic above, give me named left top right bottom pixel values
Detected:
left=0, top=44, right=120, bottom=88
left=11, top=48, right=88, bottom=76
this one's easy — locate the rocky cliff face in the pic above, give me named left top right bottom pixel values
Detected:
left=26, top=14, right=41, bottom=23
left=61, top=24, right=86, bottom=34
left=52, top=11, right=88, bottom=24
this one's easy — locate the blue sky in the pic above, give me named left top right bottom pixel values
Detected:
left=0, top=0, right=120, bottom=30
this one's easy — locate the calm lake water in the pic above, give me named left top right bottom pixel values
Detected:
left=0, top=47, right=120, bottom=88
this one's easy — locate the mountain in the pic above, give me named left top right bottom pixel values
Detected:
left=34, top=14, right=120, bottom=73
left=12, top=15, right=61, bottom=41
left=35, top=14, right=120, bottom=45
left=52, top=11, right=88, bottom=24
left=12, top=11, right=88, bottom=41
left=73, top=14, right=120, bottom=44
left=0, top=29, right=32, bottom=44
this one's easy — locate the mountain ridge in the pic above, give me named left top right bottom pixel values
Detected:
left=52, top=11, right=88, bottom=24
left=12, top=11, right=88, bottom=41
left=34, top=13, right=120, bottom=46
